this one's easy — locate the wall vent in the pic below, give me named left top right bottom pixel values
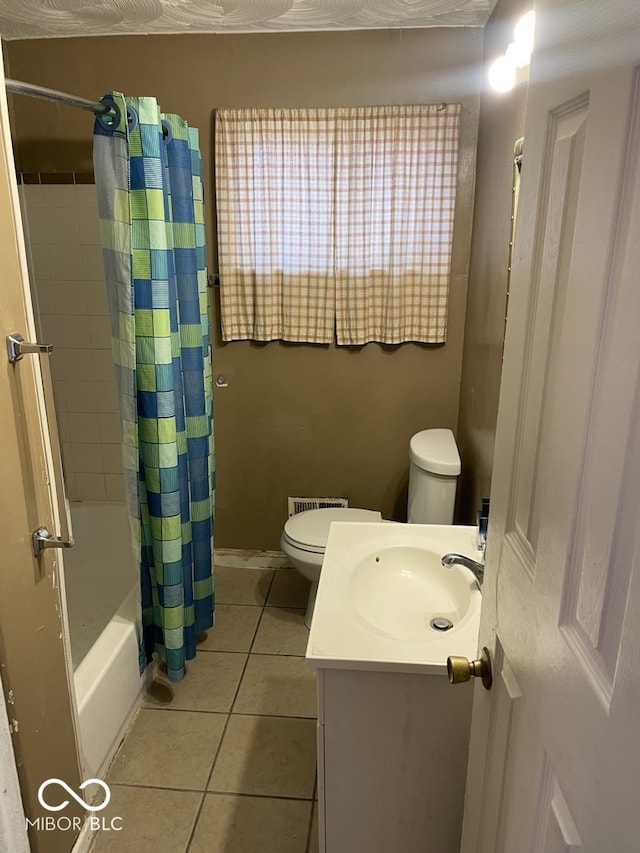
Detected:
left=287, top=497, right=349, bottom=517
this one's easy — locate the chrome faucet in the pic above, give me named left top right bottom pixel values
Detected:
left=441, top=553, right=484, bottom=588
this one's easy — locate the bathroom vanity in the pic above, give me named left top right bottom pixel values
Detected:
left=306, top=522, right=481, bottom=853
left=315, top=665, right=472, bottom=853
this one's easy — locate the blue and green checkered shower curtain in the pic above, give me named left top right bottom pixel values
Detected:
left=93, top=93, right=214, bottom=683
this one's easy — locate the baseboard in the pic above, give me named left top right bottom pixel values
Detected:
left=214, top=548, right=290, bottom=569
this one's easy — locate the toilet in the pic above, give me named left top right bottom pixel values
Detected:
left=281, top=428, right=462, bottom=627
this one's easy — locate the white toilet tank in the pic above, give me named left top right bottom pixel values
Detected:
left=408, top=428, right=461, bottom=524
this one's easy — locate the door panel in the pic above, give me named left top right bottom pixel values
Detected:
left=0, top=49, right=83, bottom=853
left=531, top=759, right=583, bottom=853
left=462, top=2, right=640, bottom=851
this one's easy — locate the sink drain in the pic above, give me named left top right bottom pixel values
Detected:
left=430, top=617, right=454, bottom=632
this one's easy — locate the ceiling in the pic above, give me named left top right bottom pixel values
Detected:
left=0, top=0, right=496, bottom=40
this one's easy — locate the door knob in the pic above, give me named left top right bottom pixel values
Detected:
left=447, top=646, right=493, bottom=690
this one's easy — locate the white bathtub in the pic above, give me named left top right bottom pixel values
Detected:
left=63, top=502, right=145, bottom=779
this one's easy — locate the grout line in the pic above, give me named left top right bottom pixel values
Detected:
left=140, top=704, right=317, bottom=721
left=191, top=648, right=251, bottom=655
left=248, top=601, right=267, bottom=656
left=139, top=706, right=231, bottom=715
left=305, top=777, right=318, bottom=853
left=224, top=569, right=276, bottom=718
left=206, top=788, right=316, bottom=802
left=110, top=781, right=316, bottom=803
left=186, top=594, right=272, bottom=851
left=250, top=651, right=308, bottom=657
left=184, top=701, right=235, bottom=851
left=110, top=782, right=314, bottom=803
left=115, top=576, right=316, bottom=850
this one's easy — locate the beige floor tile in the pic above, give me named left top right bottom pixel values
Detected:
left=308, top=801, right=319, bottom=853
left=143, top=650, right=247, bottom=712
left=215, top=566, right=274, bottom=605
left=266, top=570, right=311, bottom=608
left=233, top=654, right=317, bottom=717
left=209, top=714, right=316, bottom=799
left=106, top=709, right=226, bottom=790
left=252, top=607, right=309, bottom=656
left=190, top=794, right=312, bottom=853
left=90, top=785, right=201, bottom=853
left=198, top=604, right=262, bottom=652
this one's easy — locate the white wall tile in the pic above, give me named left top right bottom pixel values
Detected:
left=72, top=443, right=104, bottom=474
left=86, top=281, right=109, bottom=316
left=50, top=281, right=89, bottom=316
left=96, top=381, right=119, bottom=413
left=49, top=244, right=84, bottom=281
left=89, top=315, right=112, bottom=349
left=74, top=473, right=107, bottom=501
left=61, top=442, right=74, bottom=471
left=51, top=348, right=95, bottom=382
left=105, top=473, right=125, bottom=502
left=81, top=245, right=105, bottom=281
left=43, top=207, right=80, bottom=245
left=75, top=185, right=98, bottom=209
left=78, top=214, right=101, bottom=246
left=35, top=281, right=62, bottom=316
left=41, top=185, right=77, bottom=209
left=21, top=185, right=42, bottom=208
left=29, top=244, right=50, bottom=280
left=68, top=413, right=102, bottom=444
left=99, top=413, right=122, bottom=445
left=52, top=381, right=69, bottom=412
left=23, top=205, right=47, bottom=245
left=58, top=412, right=71, bottom=443
left=21, top=184, right=124, bottom=508
left=92, top=349, right=115, bottom=381
left=102, top=443, right=124, bottom=474
left=65, top=471, right=78, bottom=502
left=64, top=381, right=99, bottom=414
left=40, top=315, right=91, bottom=350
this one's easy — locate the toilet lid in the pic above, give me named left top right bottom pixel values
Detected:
left=283, top=507, right=382, bottom=551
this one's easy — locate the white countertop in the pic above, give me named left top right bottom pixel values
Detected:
left=306, top=522, right=482, bottom=675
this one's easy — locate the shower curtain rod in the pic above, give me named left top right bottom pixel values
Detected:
left=5, top=78, right=114, bottom=118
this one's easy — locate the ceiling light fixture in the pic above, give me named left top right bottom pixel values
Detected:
left=488, top=10, right=536, bottom=93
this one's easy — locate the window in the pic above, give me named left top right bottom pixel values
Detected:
left=215, top=104, right=461, bottom=345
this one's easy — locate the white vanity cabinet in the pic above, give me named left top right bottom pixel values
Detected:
left=306, top=522, right=482, bottom=853
left=314, top=664, right=473, bottom=853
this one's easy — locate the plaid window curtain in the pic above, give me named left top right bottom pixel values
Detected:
left=215, top=104, right=461, bottom=345
left=93, top=93, right=215, bottom=683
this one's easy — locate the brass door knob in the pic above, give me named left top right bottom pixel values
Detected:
left=447, top=647, right=493, bottom=690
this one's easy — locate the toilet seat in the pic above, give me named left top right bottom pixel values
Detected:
left=283, top=507, right=382, bottom=553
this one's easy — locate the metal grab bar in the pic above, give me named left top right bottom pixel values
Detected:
left=6, top=333, right=74, bottom=557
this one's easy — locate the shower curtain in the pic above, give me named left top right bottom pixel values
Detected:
left=93, top=93, right=215, bottom=683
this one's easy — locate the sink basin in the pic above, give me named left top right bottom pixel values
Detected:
left=306, top=522, right=482, bottom=675
left=350, top=544, right=475, bottom=641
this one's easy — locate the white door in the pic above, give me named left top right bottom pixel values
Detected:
left=461, top=1, right=640, bottom=851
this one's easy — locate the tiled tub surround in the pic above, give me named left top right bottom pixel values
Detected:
left=18, top=177, right=124, bottom=503
left=91, top=566, right=319, bottom=853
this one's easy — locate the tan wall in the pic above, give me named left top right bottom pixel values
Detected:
left=5, top=29, right=482, bottom=548
left=456, top=1, right=528, bottom=524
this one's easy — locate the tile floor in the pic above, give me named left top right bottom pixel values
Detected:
left=90, top=566, right=318, bottom=853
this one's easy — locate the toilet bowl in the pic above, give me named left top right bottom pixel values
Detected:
left=281, top=507, right=382, bottom=627
left=282, top=428, right=462, bottom=628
